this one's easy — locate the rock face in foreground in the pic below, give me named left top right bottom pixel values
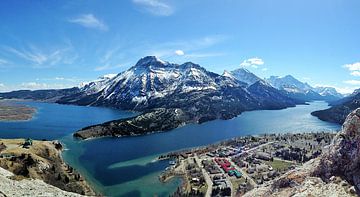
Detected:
left=0, top=139, right=95, bottom=196
left=0, top=167, right=85, bottom=197
left=244, top=108, right=360, bottom=197
left=314, top=108, right=360, bottom=193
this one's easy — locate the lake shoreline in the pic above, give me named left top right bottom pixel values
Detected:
left=0, top=138, right=96, bottom=196
left=0, top=101, right=341, bottom=197
left=0, top=99, right=37, bottom=122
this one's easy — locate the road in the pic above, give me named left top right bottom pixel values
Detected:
left=194, top=154, right=213, bottom=197
left=231, top=141, right=274, bottom=158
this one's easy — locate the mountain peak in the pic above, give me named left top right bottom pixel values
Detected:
left=134, top=56, right=169, bottom=68
left=230, top=68, right=262, bottom=86
left=283, top=75, right=297, bottom=80
left=222, top=70, right=235, bottom=78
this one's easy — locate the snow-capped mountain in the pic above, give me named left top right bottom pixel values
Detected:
left=0, top=56, right=301, bottom=138
left=78, top=56, right=245, bottom=109
left=266, top=75, right=337, bottom=101
left=266, top=75, right=313, bottom=93
left=314, top=87, right=343, bottom=99
left=266, top=75, right=344, bottom=102
left=227, top=68, right=264, bottom=86
left=79, top=74, right=117, bottom=95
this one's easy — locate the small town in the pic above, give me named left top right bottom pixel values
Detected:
left=159, top=132, right=335, bottom=197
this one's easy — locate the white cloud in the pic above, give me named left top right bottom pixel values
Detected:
left=20, top=82, right=73, bottom=90
left=69, top=14, right=108, bottom=31
left=132, top=0, right=174, bottom=16
left=343, top=80, right=360, bottom=85
left=351, top=71, right=360, bottom=76
left=344, top=62, right=360, bottom=71
left=35, top=77, right=81, bottom=82
left=336, top=87, right=357, bottom=95
left=261, top=68, right=268, bottom=71
left=240, top=57, right=264, bottom=68
left=0, top=83, right=7, bottom=92
left=175, top=50, right=184, bottom=56
left=144, top=35, right=227, bottom=59
left=343, top=62, right=360, bottom=77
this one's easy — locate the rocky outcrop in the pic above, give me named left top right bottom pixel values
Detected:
left=0, top=139, right=95, bottom=196
left=243, top=159, right=354, bottom=197
left=0, top=167, right=86, bottom=196
left=244, top=108, right=360, bottom=197
left=314, top=108, right=360, bottom=194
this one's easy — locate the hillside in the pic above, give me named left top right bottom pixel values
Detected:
left=0, top=167, right=86, bottom=197
left=244, top=108, right=360, bottom=196
left=0, top=56, right=301, bottom=139
left=0, top=139, right=95, bottom=195
left=312, top=90, right=360, bottom=124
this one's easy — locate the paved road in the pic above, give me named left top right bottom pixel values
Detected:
left=194, top=154, right=213, bottom=197
left=231, top=141, right=275, bottom=158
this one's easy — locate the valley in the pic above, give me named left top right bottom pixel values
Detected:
left=0, top=56, right=345, bottom=140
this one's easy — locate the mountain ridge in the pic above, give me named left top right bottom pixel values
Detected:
left=0, top=56, right=343, bottom=139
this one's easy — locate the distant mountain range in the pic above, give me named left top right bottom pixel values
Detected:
left=224, top=68, right=343, bottom=102
left=0, top=56, right=345, bottom=138
left=265, top=75, right=343, bottom=102
left=311, top=88, right=360, bottom=124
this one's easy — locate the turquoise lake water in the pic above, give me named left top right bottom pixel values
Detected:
left=0, top=101, right=341, bottom=196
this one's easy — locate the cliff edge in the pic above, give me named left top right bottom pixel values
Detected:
left=0, top=167, right=86, bottom=196
left=244, top=108, right=360, bottom=197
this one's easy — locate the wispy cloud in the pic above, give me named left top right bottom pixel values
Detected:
left=174, top=50, right=222, bottom=58
left=94, top=63, right=126, bottom=71
left=2, top=43, right=77, bottom=68
left=69, top=14, right=108, bottom=31
left=350, top=71, right=360, bottom=76
left=132, top=0, right=174, bottom=16
left=35, top=77, right=81, bottom=83
left=240, top=57, right=264, bottom=68
left=0, top=58, right=9, bottom=65
left=144, top=35, right=227, bottom=59
left=343, top=80, right=360, bottom=85
left=20, top=82, right=73, bottom=90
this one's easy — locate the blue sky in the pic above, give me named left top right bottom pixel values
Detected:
left=0, top=0, right=359, bottom=94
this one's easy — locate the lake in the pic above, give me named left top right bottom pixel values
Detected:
left=0, top=101, right=340, bottom=197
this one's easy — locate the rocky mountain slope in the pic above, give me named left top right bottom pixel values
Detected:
left=71, top=57, right=301, bottom=139
left=226, top=68, right=264, bottom=86
left=0, top=56, right=301, bottom=139
left=244, top=108, right=360, bottom=197
left=312, top=90, right=360, bottom=124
